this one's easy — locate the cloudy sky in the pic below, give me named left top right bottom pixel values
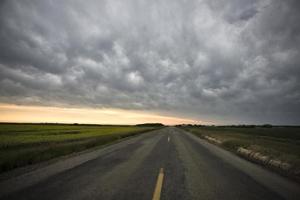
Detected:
left=0, top=0, right=299, bottom=125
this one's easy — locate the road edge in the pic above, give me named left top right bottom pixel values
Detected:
left=0, top=128, right=162, bottom=198
left=179, top=128, right=300, bottom=200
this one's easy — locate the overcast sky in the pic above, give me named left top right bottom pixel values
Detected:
left=0, top=0, right=299, bottom=124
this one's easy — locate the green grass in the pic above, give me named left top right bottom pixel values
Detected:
left=0, top=124, right=157, bottom=173
left=183, top=126, right=300, bottom=170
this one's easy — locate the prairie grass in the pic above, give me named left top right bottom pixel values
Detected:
left=0, top=124, right=156, bottom=173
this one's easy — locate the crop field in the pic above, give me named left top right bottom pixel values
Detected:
left=0, top=123, right=157, bottom=173
left=183, top=126, right=300, bottom=179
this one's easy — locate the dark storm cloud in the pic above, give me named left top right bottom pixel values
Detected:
left=0, top=0, right=300, bottom=124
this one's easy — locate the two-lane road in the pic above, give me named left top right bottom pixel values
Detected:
left=0, top=127, right=299, bottom=200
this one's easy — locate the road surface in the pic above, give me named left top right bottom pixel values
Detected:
left=0, top=127, right=299, bottom=200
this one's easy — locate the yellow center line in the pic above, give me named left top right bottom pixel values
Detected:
left=152, top=168, right=164, bottom=200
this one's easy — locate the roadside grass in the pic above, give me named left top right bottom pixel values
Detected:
left=183, top=126, right=300, bottom=179
left=0, top=124, right=157, bottom=173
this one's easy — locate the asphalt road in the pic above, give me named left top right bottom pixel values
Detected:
left=0, top=127, right=299, bottom=200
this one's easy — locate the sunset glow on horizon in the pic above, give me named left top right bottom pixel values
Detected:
left=0, top=104, right=204, bottom=125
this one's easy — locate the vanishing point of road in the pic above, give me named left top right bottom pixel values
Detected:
left=0, top=127, right=299, bottom=200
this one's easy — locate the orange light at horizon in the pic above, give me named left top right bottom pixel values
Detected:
left=0, top=103, right=205, bottom=125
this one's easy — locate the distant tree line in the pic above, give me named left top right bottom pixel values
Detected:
left=135, top=123, right=165, bottom=127
left=175, top=124, right=300, bottom=128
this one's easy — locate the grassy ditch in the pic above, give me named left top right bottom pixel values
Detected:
left=182, top=126, right=300, bottom=181
left=0, top=123, right=157, bottom=173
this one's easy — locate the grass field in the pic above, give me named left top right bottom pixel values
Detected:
left=182, top=126, right=300, bottom=179
left=0, top=123, right=157, bottom=173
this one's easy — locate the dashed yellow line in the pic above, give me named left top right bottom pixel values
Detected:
left=152, top=168, right=164, bottom=200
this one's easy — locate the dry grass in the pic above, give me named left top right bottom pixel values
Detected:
left=184, top=126, right=300, bottom=179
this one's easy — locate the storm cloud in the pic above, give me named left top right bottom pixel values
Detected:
left=0, top=0, right=300, bottom=124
